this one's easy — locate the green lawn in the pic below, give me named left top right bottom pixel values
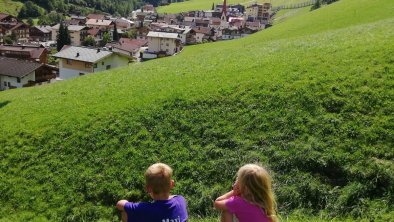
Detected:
left=0, top=0, right=393, bottom=221
left=0, top=0, right=23, bottom=16
left=157, top=0, right=310, bottom=14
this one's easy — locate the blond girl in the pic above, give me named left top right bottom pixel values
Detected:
left=214, top=164, right=278, bottom=222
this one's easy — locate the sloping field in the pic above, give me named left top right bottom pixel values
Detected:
left=157, top=0, right=309, bottom=14
left=0, top=0, right=393, bottom=221
left=0, top=0, right=23, bottom=16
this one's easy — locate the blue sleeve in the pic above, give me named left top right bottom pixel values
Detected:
left=124, top=202, right=139, bottom=219
left=175, top=195, right=188, bottom=222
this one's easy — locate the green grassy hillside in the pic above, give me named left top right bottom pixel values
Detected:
left=157, top=0, right=309, bottom=14
left=0, top=0, right=23, bottom=16
left=0, top=0, right=393, bottom=221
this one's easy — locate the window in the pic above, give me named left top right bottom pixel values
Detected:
left=166, top=43, right=169, bottom=46
left=85, top=63, right=92, bottom=68
left=17, top=78, right=21, bottom=83
left=93, top=63, right=97, bottom=68
left=102, top=61, right=104, bottom=65
left=66, top=59, right=72, bottom=65
left=7, top=82, right=10, bottom=87
left=106, top=65, right=111, bottom=70
left=3, top=82, right=6, bottom=87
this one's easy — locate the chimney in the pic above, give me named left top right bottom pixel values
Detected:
left=97, top=48, right=100, bottom=53
left=76, top=52, right=80, bottom=57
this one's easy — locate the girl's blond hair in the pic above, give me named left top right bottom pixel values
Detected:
left=237, top=164, right=278, bottom=222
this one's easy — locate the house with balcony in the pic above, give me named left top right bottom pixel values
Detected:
left=145, top=31, right=181, bottom=59
left=0, top=57, right=42, bottom=90
left=0, top=44, right=49, bottom=64
left=106, top=38, right=148, bottom=59
left=29, top=26, right=52, bottom=42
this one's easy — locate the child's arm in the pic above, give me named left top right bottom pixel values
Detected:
left=116, top=200, right=128, bottom=222
left=214, top=190, right=235, bottom=210
left=116, top=200, right=128, bottom=210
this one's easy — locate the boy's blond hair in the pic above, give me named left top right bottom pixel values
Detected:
left=144, top=163, right=173, bottom=195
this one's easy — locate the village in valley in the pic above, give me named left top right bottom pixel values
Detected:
left=0, top=0, right=274, bottom=90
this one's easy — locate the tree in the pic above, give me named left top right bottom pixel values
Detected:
left=3, top=36, right=13, bottom=44
left=212, top=3, right=215, bottom=10
left=101, top=32, right=111, bottom=46
left=56, top=22, right=65, bottom=51
left=113, top=23, right=119, bottom=41
left=83, top=35, right=96, bottom=46
left=27, top=18, right=34, bottom=26
left=56, top=22, right=71, bottom=51
left=311, top=0, right=321, bottom=10
left=64, top=25, right=71, bottom=45
left=18, top=1, right=43, bottom=19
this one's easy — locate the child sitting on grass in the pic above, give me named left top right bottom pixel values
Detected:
left=116, top=163, right=188, bottom=222
left=214, top=164, right=278, bottom=222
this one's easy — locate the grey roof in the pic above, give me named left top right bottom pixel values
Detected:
left=0, top=57, right=42, bottom=78
left=33, top=25, right=52, bottom=33
left=147, top=31, right=179, bottom=39
left=51, top=24, right=88, bottom=31
left=52, top=46, right=113, bottom=63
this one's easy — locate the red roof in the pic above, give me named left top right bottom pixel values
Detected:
left=87, top=28, right=101, bottom=36
left=192, top=27, right=212, bottom=35
left=86, top=14, right=106, bottom=20
left=0, top=13, right=11, bottom=21
left=108, top=38, right=148, bottom=53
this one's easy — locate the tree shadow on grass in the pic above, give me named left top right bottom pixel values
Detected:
left=0, top=101, right=10, bottom=109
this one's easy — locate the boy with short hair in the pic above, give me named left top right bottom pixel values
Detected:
left=116, top=163, right=188, bottom=222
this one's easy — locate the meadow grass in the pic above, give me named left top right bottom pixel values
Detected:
left=0, top=0, right=393, bottom=221
left=157, top=0, right=310, bottom=14
left=0, top=0, right=23, bottom=16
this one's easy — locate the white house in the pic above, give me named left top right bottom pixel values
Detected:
left=52, top=46, right=131, bottom=79
left=0, top=57, right=42, bottom=90
left=146, top=31, right=181, bottom=56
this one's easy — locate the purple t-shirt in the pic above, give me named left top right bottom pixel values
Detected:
left=124, top=195, right=188, bottom=222
left=226, top=196, right=269, bottom=222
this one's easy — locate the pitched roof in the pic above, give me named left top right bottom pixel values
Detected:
left=86, top=14, right=106, bottom=20
left=0, top=13, right=11, bottom=21
left=0, top=57, right=42, bottom=78
left=192, top=27, right=212, bottom=35
left=87, top=28, right=101, bottom=36
left=52, top=46, right=113, bottom=63
left=86, top=19, right=113, bottom=26
left=147, top=31, right=179, bottom=39
left=32, top=25, right=52, bottom=33
left=0, top=45, right=47, bottom=60
left=107, top=38, right=148, bottom=53
left=51, top=24, right=88, bottom=32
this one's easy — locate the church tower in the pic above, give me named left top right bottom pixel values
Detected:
left=221, top=0, right=227, bottom=21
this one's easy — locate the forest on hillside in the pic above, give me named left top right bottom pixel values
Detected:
left=16, top=0, right=188, bottom=19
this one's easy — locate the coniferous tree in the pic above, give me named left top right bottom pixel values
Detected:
left=56, top=22, right=65, bottom=51
left=212, top=3, right=215, bottom=10
left=64, top=25, right=71, bottom=45
left=113, top=23, right=119, bottom=41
